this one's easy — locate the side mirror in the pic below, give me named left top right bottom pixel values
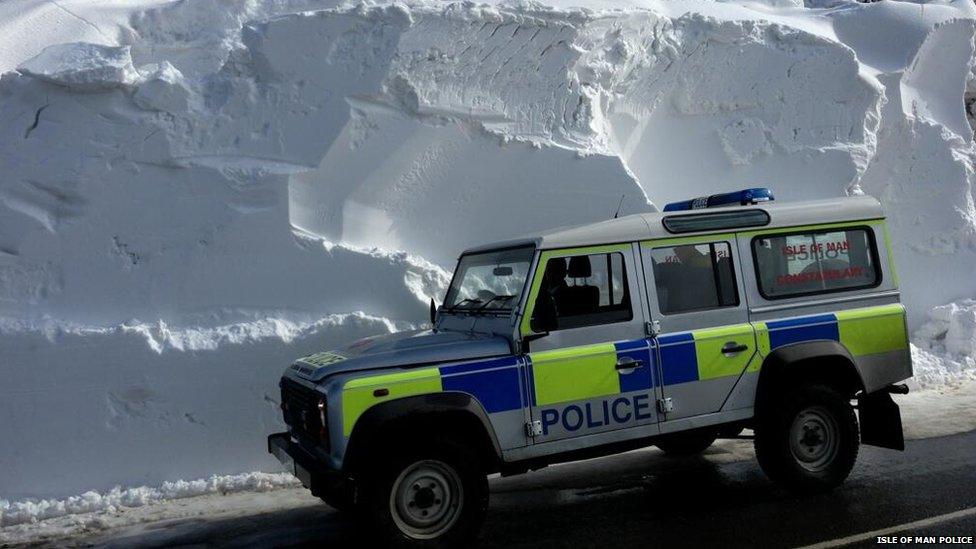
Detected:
left=429, top=298, right=437, bottom=326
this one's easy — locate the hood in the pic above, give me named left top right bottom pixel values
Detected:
left=290, top=329, right=513, bottom=382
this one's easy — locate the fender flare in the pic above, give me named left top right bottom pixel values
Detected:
left=343, top=391, right=503, bottom=473
left=756, top=340, right=866, bottom=415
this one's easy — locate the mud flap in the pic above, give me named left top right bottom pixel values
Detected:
left=858, top=391, right=904, bottom=451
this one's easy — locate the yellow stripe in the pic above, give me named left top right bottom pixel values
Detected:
left=530, top=342, right=619, bottom=405
left=342, top=368, right=442, bottom=436
left=836, top=304, right=908, bottom=357
left=693, top=323, right=757, bottom=379
left=754, top=321, right=771, bottom=367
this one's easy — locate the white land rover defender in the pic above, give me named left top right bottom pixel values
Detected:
left=269, top=189, right=912, bottom=546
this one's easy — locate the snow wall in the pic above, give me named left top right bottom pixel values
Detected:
left=1, top=0, right=975, bottom=504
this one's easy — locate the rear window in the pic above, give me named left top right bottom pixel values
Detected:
left=752, top=227, right=880, bottom=299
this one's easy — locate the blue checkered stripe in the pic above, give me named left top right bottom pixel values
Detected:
left=439, top=356, right=524, bottom=413
left=657, top=333, right=697, bottom=386
left=614, top=339, right=655, bottom=393
left=765, top=313, right=839, bottom=349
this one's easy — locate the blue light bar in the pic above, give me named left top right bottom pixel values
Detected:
left=663, top=188, right=774, bottom=212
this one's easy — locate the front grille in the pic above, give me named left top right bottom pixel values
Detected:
left=280, top=378, right=329, bottom=451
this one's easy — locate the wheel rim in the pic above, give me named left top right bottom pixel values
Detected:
left=789, top=405, right=840, bottom=472
left=389, top=459, right=464, bottom=539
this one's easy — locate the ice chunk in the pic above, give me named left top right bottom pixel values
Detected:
left=18, top=43, right=138, bottom=92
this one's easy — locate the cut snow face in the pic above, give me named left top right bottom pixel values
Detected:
left=0, top=0, right=975, bottom=507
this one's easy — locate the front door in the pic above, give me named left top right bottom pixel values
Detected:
left=641, top=236, right=757, bottom=420
left=519, top=244, right=658, bottom=443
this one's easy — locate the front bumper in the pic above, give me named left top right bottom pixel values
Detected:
left=268, top=432, right=350, bottom=497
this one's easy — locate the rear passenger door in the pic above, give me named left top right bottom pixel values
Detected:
left=519, top=244, right=658, bottom=444
left=641, top=236, right=758, bottom=420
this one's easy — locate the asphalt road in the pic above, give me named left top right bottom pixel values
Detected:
left=83, top=430, right=975, bottom=548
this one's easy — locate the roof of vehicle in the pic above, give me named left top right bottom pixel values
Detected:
left=461, top=194, right=884, bottom=255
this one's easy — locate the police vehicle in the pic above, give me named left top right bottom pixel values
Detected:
left=268, top=188, right=912, bottom=546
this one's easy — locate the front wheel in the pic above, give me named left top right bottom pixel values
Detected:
left=755, top=384, right=859, bottom=493
left=359, top=439, right=488, bottom=547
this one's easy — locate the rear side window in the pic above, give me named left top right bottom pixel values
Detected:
left=530, top=252, right=632, bottom=331
left=752, top=227, right=880, bottom=299
left=650, top=242, right=739, bottom=315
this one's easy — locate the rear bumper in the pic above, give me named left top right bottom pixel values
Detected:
left=268, top=432, right=350, bottom=497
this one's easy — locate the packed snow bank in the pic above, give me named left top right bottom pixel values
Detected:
left=0, top=311, right=413, bottom=500
left=2, top=0, right=976, bottom=507
left=912, top=300, right=976, bottom=387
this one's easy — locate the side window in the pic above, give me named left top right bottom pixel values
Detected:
left=530, top=252, right=632, bottom=332
left=752, top=227, right=879, bottom=299
left=650, top=242, right=738, bottom=315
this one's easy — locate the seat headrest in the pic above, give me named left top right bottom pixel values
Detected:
left=567, top=256, right=592, bottom=278
left=545, top=258, right=568, bottom=282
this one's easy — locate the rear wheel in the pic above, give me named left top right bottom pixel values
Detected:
left=755, top=384, right=859, bottom=493
left=655, top=431, right=718, bottom=456
left=359, top=438, right=488, bottom=547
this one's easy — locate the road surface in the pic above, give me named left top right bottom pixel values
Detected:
left=72, top=430, right=976, bottom=548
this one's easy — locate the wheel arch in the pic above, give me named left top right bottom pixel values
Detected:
left=756, top=340, right=866, bottom=418
left=343, top=392, right=503, bottom=475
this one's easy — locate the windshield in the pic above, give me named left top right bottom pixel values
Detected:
left=443, top=246, right=535, bottom=312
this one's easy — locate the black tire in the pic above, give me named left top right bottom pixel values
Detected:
left=655, top=431, right=718, bottom=456
left=358, top=437, right=488, bottom=548
left=755, top=384, right=859, bottom=494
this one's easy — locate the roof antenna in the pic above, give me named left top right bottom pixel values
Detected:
left=612, top=194, right=625, bottom=219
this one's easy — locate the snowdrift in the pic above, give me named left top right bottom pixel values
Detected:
left=2, top=0, right=976, bottom=507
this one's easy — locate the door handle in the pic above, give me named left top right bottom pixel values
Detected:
left=615, top=357, right=644, bottom=371
left=721, top=342, right=749, bottom=355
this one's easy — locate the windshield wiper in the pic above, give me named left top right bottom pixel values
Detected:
left=445, top=298, right=482, bottom=312
left=474, top=294, right=516, bottom=312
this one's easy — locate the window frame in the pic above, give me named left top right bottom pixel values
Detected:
left=750, top=225, right=883, bottom=301
left=530, top=250, right=634, bottom=332
left=649, top=240, right=741, bottom=316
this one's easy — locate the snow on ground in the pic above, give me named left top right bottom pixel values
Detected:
left=0, top=479, right=317, bottom=547
left=3, top=379, right=974, bottom=546
left=2, top=0, right=976, bottom=539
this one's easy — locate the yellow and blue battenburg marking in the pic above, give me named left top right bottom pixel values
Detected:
left=343, top=355, right=526, bottom=436
left=756, top=304, right=908, bottom=359
left=342, top=305, right=907, bottom=436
